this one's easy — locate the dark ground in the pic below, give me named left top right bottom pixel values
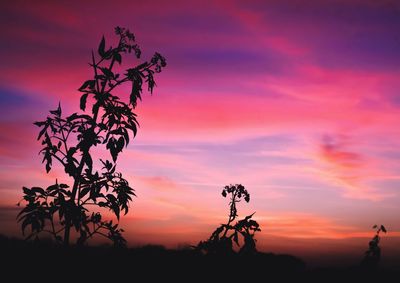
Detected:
left=1, top=235, right=398, bottom=282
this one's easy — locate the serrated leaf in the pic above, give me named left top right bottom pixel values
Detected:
left=80, top=93, right=88, bottom=111
left=98, top=35, right=105, bottom=57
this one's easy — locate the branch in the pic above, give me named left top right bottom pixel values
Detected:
left=50, top=152, right=67, bottom=167
left=92, top=51, right=100, bottom=93
left=57, top=119, right=70, bottom=157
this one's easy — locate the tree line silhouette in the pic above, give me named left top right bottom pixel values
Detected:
left=15, top=27, right=389, bottom=272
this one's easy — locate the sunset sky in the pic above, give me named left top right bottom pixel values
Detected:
left=1, top=0, right=400, bottom=264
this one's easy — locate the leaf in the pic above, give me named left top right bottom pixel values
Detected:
left=98, top=201, right=107, bottom=207
left=46, top=184, right=59, bottom=192
left=121, top=128, right=129, bottom=146
left=31, top=187, right=45, bottom=195
left=66, top=113, right=91, bottom=123
left=78, top=80, right=95, bottom=91
left=83, top=153, right=93, bottom=172
left=373, top=224, right=378, bottom=229
left=37, top=124, right=48, bottom=140
left=112, top=205, right=120, bottom=220
left=33, top=121, right=46, bottom=127
left=146, top=71, right=156, bottom=93
left=98, top=35, right=106, bottom=57
left=45, top=156, right=52, bottom=173
left=381, top=225, right=387, bottom=233
left=107, top=138, right=118, bottom=162
left=114, top=52, right=122, bottom=64
left=50, top=102, right=62, bottom=117
left=117, top=136, right=124, bottom=151
left=221, top=190, right=227, bottom=197
left=127, top=69, right=143, bottom=108
left=100, top=67, right=114, bottom=78
left=79, top=186, right=91, bottom=199
left=80, top=93, right=89, bottom=111
left=22, top=187, right=33, bottom=196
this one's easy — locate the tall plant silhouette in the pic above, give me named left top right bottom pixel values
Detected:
left=361, top=224, right=387, bottom=269
left=196, top=184, right=261, bottom=255
left=17, top=27, right=166, bottom=246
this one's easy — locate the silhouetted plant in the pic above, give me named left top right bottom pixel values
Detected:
left=361, top=224, right=387, bottom=269
left=17, top=27, right=166, bottom=246
left=196, top=184, right=261, bottom=255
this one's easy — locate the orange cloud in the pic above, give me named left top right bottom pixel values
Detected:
left=316, top=134, right=390, bottom=200
left=320, top=135, right=362, bottom=169
left=137, top=176, right=181, bottom=192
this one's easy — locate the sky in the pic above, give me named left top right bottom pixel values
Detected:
left=0, top=0, right=400, bottom=265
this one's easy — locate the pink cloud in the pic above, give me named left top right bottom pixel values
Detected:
left=315, top=133, right=394, bottom=201
left=137, top=176, right=181, bottom=192
left=320, top=135, right=362, bottom=169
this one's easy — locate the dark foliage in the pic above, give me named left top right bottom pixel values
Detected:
left=196, top=184, right=261, bottom=255
left=17, top=27, right=166, bottom=246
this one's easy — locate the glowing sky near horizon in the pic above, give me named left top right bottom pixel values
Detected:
left=0, top=0, right=400, bottom=259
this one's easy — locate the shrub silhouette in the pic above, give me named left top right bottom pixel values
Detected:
left=17, top=27, right=166, bottom=246
left=196, top=184, right=261, bottom=255
left=361, top=224, right=387, bottom=269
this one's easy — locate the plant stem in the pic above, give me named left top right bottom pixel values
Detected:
left=64, top=53, right=116, bottom=246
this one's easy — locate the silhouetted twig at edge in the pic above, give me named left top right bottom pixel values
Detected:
left=361, top=224, right=387, bottom=270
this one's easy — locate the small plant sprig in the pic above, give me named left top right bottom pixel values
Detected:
left=196, top=184, right=261, bottom=255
